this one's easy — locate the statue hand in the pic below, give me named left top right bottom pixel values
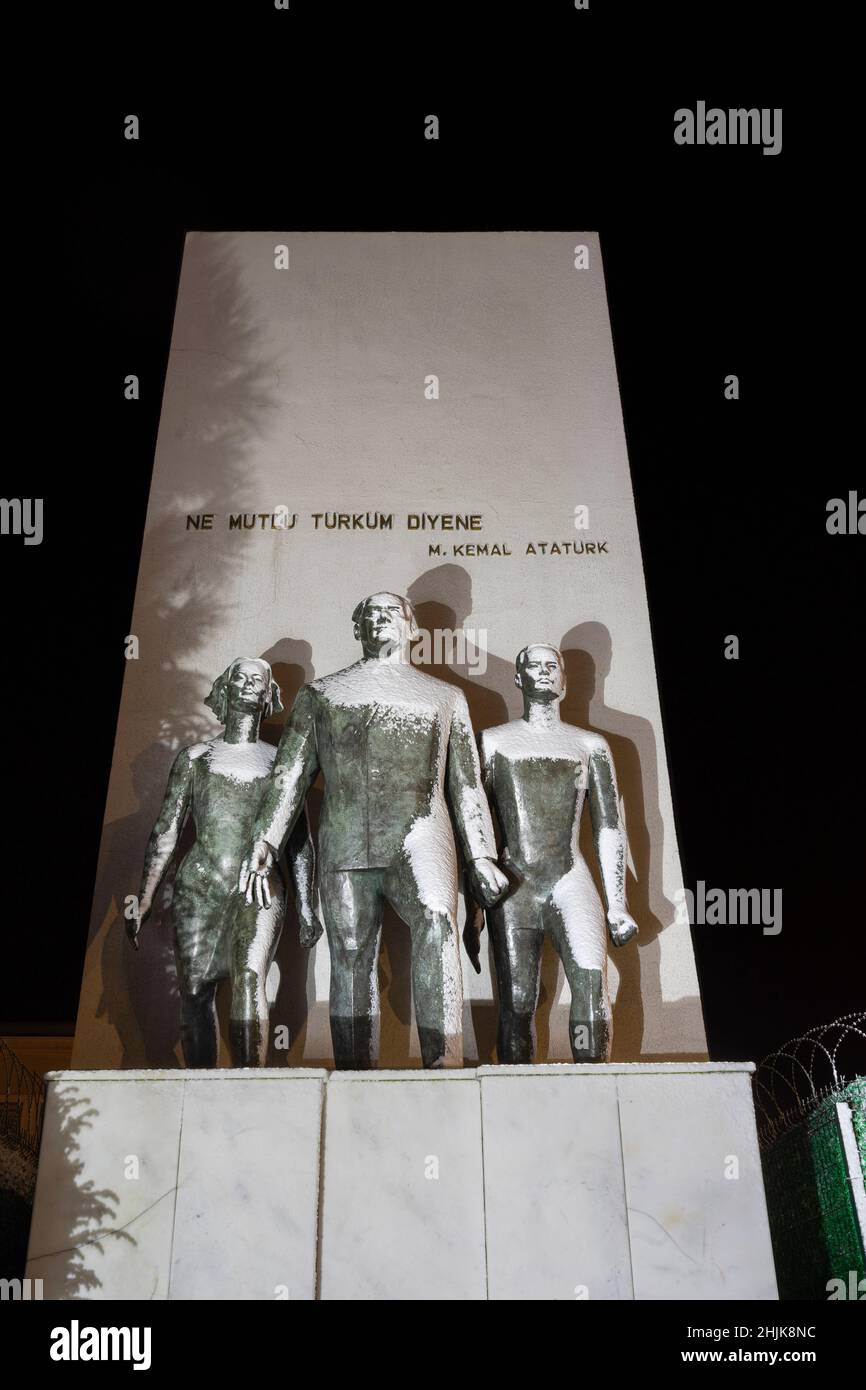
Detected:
left=299, top=912, right=325, bottom=949
left=608, top=909, right=638, bottom=947
left=125, top=898, right=150, bottom=951
left=239, top=840, right=275, bottom=909
left=468, top=857, right=509, bottom=909
left=462, top=905, right=485, bottom=975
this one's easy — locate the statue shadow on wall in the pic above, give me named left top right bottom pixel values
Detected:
left=94, top=745, right=186, bottom=1068
left=557, top=621, right=704, bottom=1061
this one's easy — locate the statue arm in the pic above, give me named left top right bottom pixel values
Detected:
left=240, top=687, right=321, bottom=908
left=478, top=728, right=494, bottom=796
left=446, top=695, right=497, bottom=863
left=461, top=730, right=499, bottom=975
left=285, top=806, right=324, bottom=948
left=251, top=685, right=321, bottom=860
left=476, top=729, right=505, bottom=853
left=447, top=695, right=508, bottom=909
left=138, top=747, right=194, bottom=920
left=587, top=738, right=637, bottom=945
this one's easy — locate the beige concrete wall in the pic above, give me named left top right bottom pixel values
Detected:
left=72, top=232, right=707, bottom=1068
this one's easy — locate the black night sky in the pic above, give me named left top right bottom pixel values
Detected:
left=3, top=5, right=862, bottom=1079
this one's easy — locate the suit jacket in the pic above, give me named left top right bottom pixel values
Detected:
left=251, top=658, right=497, bottom=872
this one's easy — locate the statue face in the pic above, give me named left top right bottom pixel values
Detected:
left=226, top=659, right=271, bottom=711
left=356, top=592, right=414, bottom=657
left=517, top=645, right=565, bottom=702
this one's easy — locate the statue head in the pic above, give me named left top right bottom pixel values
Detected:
left=352, top=592, right=419, bottom=659
left=204, top=658, right=284, bottom=725
left=514, top=644, right=566, bottom=703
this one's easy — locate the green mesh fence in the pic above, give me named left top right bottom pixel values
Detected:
left=844, top=1076, right=866, bottom=1168
left=760, top=1082, right=866, bottom=1301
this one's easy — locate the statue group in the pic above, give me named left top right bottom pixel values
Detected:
left=129, top=592, right=638, bottom=1069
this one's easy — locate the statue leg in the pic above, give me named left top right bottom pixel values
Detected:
left=564, top=968, right=609, bottom=1062
left=180, top=982, right=220, bottom=1067
left=319, top=869, right=384, bottom=1069
left=384, top=857, right=463, bottom=1069
left=174, top=900, right=225, bottom=1068
left=545, top=874, right=611, bottom=1062
left=229, top=890, right=285, bottom=1067
left=489, top=888, right=544, bottom=1064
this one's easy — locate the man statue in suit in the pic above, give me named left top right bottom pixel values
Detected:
left=476, top=643, right=638, bottom=1064
left=238, top=593, right=508, bottom=1068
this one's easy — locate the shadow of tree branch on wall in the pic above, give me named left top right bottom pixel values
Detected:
left=25, top=1086, right=124, bottom=1298
left=79, top=233, right=292, bottom=1068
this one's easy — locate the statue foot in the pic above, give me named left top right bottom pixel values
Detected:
left=331, top=1015, right=376, bottom=1070
left=229, top=1018, right=266, bottom=1067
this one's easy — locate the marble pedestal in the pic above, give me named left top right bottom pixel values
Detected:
left=26, top=1063, right=778, bottom=1300
left=25, top=1070, right=326, bottom=1301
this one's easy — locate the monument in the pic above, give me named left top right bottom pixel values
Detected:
left=24, top=233, right=779, bottom=1302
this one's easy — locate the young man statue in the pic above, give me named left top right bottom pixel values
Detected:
left=476, top=644, right=638, bottom=1064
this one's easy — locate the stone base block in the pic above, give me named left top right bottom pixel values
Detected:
left=26, top=1063, right=777, bottom=1300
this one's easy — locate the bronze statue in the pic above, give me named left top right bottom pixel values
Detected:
left=239, top=593, right=508, bottom=1069
left=128, top=658, right=321, bottom=1067
left=476, top=644, right=638, bottom=1063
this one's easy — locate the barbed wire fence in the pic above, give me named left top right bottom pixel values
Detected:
left=754, top=1011, right=866, bottom=1146
left=753, top=1013, right=866, bottom=1301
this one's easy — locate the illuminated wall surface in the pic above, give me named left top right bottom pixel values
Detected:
left=72, top=231, right=708, bottom=1068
